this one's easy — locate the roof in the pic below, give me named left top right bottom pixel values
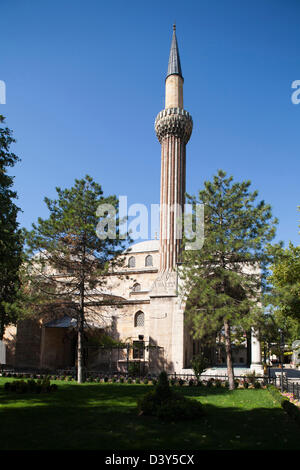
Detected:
left=44, top=314, right=111, bottom=329
left=44, top=315, right=77, bottom=328
left=126, top=239, right=160, bottom=254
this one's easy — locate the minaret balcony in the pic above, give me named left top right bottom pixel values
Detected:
left=155, top=107, right=193, bottom=144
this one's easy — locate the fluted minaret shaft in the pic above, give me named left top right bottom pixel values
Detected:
left=155, top=26, right=193, bottom=272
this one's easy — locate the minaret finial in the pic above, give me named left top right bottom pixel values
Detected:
left=173, top=23, right=176, bottom=31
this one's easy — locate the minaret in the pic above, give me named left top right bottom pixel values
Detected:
left=155, top=25, right=193, bottom=272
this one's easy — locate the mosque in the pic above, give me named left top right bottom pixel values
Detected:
left=3, top=27, right=263, bottom=375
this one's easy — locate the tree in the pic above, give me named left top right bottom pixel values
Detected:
left=190, top=353, right=208, bottom=382
left=268, top=242, right=300, bottom=322
left=25, top=175, right=128, bottom=382
left=0, top=115, right=23, bottom=339
left=262, top=211, right=300, bottom=360
left=180, top=170, right=277, bottom=389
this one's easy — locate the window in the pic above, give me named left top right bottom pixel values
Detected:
left=128, top=256, right=135, bottom=268
left=133, top=340, right=144, bottom=359
left=145, top=255, right=153, bottom=267
left=134, top=311, right=144, bottom=327
left=132, top=283, right=141, bottom=292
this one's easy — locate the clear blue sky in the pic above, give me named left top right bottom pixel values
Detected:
left=1, top=0, right=300, bottom=246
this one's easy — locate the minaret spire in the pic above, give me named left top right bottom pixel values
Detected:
left=167, top=24, right=183, bottom=79
left=164, top=24, right=184, bottom=109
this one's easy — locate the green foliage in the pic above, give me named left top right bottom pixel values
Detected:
left=0, top=116, right=23, bottom=338
left=4, top=377, right=57, bottom=394
left=181, top=170, right=277, bottom=388
left=191, top=353, right=208, bottom=381
left=265, top=242, right=300, bottom=344
left=24, top=175, right=129, bottom=382
left=137, top=371, right=204, bottom=421
left=128, top=362, right=141, bottom=377
left=267, top=385, right=300, bottom=425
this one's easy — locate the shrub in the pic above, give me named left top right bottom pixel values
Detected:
left=178, top=379, right=184, bottom=386
left=243, top=381, right=249, bottom=389
left=104, top=377, right=109, bottom=383
left=215, top=380, right=222, bottom=388
left=188, top=379, right=195, bottom=387
left=135, top=378, right=140, bottom=384
left=143, top=378, right=148, bottom=385
left=191, top=353, right=209, bottom=381
left=112, top=377, right=117, bottom=383
left=128, top=362, right=140, bottom=377
left=206, top=379, right=214, bottom=388
left=281, top=399, right=300, bottom=424
left=254, top=381, right=261, bottom=389
left=137, top=371, right=204, bottom=421
left=151, top=378, right=157, bottom=386
left=4, top=377, right=57, bottom=394
left=127, top=378, right=132, bottom=384
left=245, top=371, right=256, bottom=385
left=267, top=385, right=300, bottom=424
left=119, top=377, right=124, bottom=383
left=170, top=378, right=176, bottom=386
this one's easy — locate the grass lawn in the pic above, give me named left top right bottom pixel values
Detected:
left=0, top=377, right=299, bottom=450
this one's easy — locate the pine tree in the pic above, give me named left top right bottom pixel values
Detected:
left=180, top=170, right=277, bottom=389
left=0, top=116, right=23, bottom=339
left=25, top=175, right=128, bottom=382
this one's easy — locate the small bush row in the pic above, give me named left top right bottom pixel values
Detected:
left=4, top=377, right=58, bottom=394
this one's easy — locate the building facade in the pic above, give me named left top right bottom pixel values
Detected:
left=3, top=27, right=263, bottom=375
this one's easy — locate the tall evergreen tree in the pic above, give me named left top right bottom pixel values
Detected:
left=180, top=170, right=277, bottom=389
left=0, top=115, right=23, bottom=339
left=25, top=175, right=128, bottom=382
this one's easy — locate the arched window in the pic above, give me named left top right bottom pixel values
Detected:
left=134, top=311, right=144, bottom=327
left=145, top=255, right=153, bottom=267
left=132, top=283, right=141, bottom=292
left=128, top=256, right=135, bottom=268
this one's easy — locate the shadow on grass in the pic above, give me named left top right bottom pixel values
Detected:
left=0, top=383, right=299, bottom=450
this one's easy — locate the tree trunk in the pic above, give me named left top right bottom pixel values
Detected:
left=224, top=319, right=235, bottom=390
left=77, top=280, right=85, bottom=383
left=77, top=312, right=84, bottom=383
left=0, top=316, right=4, bottom=341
